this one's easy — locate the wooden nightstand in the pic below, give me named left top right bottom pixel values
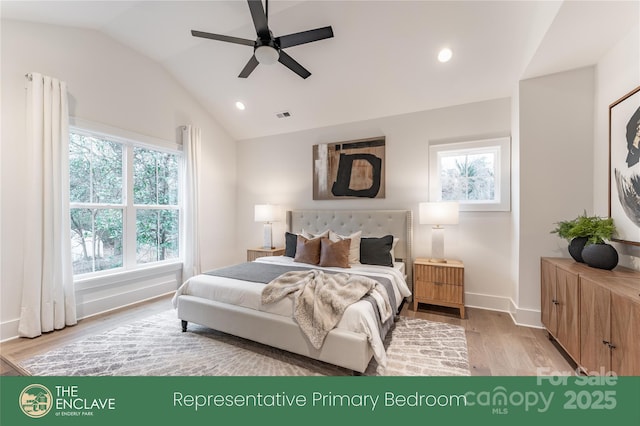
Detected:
left=413, top=258, right=465, bottom=318
left=247, top=247, right=285, bottom=262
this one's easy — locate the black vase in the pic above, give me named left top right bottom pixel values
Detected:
left=581, top=243, right=619, bottom=270
left=568, top=237, right=588, bottom=263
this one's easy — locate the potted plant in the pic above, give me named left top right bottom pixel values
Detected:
left=551, top=212, right=618, bottom=269
left=551, top=212, right=589, bottom=262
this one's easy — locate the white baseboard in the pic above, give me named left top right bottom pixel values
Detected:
left=465, top=292, right=512, bottom=312
left=0, top=318, right=20, bottom=342
left=75, top=280, right=176, bottom=319
left=464, top=291, right=542, bottom=328
left=508, top=299, right=543, bottom=328
left=0, top=281, right=177, bottom=342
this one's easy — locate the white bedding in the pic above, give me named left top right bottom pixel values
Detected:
left=172, top=256, right=412, bottom=367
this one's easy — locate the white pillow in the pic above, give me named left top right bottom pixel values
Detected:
left=301, top=229, right=329, bottom=240
left=329, top=230, right=362, bottom=265
left=390, top=237, right=399, bottom=262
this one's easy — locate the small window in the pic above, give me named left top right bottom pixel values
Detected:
left=429, top=137, right=511, bottom=211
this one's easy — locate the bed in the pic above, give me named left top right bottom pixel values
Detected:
left=172, top=209, right=413, bottom=374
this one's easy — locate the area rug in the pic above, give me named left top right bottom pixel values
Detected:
left=18, top=310, right=469, bottom=376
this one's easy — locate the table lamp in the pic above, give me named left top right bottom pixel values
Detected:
left=254, top=204, right=280, bottom=249
left=419, top=201, right=459, bottom=263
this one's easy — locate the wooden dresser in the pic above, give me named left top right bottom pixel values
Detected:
left=541, top=257, right=640, bottom=375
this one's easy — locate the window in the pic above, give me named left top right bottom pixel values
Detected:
left=429, top=137, right=510, bottom=211
left=69, top=128, right=181, bottom=276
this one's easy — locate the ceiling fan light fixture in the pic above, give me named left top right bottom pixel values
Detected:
left=255, top=45, right=279, bottom=65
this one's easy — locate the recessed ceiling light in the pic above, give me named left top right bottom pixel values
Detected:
left=438, top=48, right=453, bottom=63
left=235, top=101, right=246, bottom=110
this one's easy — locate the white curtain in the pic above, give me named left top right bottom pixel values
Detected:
left=19, top=73, right=77, bottom=338
left=181, top=125, right=201, bottom=282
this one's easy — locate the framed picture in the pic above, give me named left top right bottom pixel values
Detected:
left=313, top=136, right=385, bottom=200
left=609, top=85, right=640, bottom=246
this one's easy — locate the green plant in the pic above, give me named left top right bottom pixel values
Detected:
left=551, top=211, right=616, bottom=245
left=550, top=218, right=579, bottom=242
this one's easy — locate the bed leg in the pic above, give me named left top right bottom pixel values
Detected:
left=181, top=320, right=188, bottom=332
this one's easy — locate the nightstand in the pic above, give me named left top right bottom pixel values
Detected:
left=413, top=258, right=465, bottom=318
left=247, top=247, right=285, bottom=262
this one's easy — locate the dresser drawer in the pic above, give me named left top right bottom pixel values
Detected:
left=414, top=264, right=463, bottom=285
left=415, top=280, right=463, bottom=304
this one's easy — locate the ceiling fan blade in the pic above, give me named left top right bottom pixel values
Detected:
left=191, top=30, right=254, bottom=46
left=276, top=26, right=334, bottom=49
left=239, top=55, right=259, bottom=78
left=247, top=0, right=270, bottom=39
left=278, top=51, right=311, bottom=79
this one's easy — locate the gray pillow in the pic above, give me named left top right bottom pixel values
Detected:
left=359, top=235, right=394, bottom=267
left=285, top=232, right=298, bottom=257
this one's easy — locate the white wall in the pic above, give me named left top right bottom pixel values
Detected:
left=0, top=20, right=238, bottom=340
left=516, top=66, right=595, bottom=325
left=236, top=98, right=516, bottom=313
left=594, top=23, right=640, bottom=269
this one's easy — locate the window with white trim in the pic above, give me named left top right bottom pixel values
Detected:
left=429, top=137, right=511, bottom=211
left=69, top=128, right=182, bottom=276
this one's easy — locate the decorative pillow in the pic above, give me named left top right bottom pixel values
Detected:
left=294, top=235, right=321, bottom=265
left=390, top=237, right=400, bottom=262
left=329, top=230, right=362, bottom=264
left=319, top=237, right=351, bottom=268
left=285, top=230, right=329, bottom=258
left=301, top=229, right=329, bottom=240
left=359, top=235, right=394, bottom=267
left=284, top=232, right=298, bottom=257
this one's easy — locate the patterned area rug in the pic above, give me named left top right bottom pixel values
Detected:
left=19, top=310, right=469, bottom=376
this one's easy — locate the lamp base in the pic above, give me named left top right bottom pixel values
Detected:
left=262, top=223, right=274, bottom=250
left=430, top=226, right=446, bottom=263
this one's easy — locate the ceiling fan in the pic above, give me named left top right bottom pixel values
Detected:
left=191, top=0, right=333, bottom=79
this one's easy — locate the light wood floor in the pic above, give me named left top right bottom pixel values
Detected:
left=0, top=294, right=575, bottom=376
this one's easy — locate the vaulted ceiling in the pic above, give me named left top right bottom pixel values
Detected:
left=2, top=1, right=638, bottom=140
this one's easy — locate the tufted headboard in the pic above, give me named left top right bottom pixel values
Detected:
left=286, top=209, right=414, bottom=291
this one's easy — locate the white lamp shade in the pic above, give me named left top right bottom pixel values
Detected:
left=254, top=204, right=280, bottom=223
left=419, top=202, right=459, bottom=225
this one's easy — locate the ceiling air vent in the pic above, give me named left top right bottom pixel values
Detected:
left=276, top=111, right=292, bottom=118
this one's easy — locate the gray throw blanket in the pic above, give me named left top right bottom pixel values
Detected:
left=261, top=270, right=392, bottom=349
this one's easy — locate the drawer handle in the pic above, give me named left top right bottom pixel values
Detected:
left=552, top=299, right=559, bottom=305
left=602, top=340, right=616, bottom=349
left=434, top=281, right=446, bottom=285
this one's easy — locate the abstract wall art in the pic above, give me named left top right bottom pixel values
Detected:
left=313, top=137, right=385, bottom=200
left=609, top=85, right=640, bottom=246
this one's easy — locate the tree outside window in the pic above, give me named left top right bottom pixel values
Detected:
left=69, top=130, right=181, bottom=276
left=429, top=137, right=510, bottom=212
left=134, top=147, right=180, bottom=264
left=440, top=151, right=496, bottom=202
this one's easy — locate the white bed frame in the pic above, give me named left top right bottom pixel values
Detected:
left=176, top=209, right=413, bottom=373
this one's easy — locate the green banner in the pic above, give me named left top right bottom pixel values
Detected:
left=2, top=376, right=638, bottom=425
